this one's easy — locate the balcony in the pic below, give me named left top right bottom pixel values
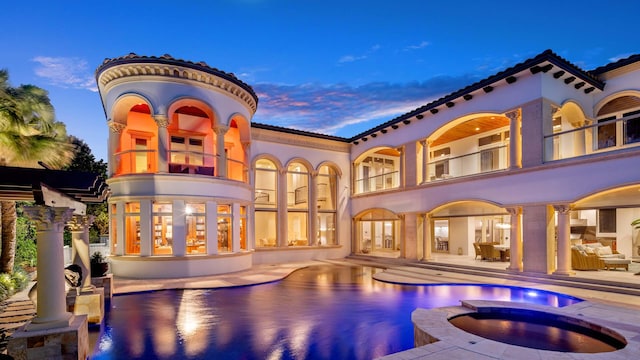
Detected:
left=427, top=145, right=508, bottom=181
left=354, top=171, right=400, bottom=194
left=544, top=114, right=640, bottom=161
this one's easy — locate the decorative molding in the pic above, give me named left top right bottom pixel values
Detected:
left=67, top=215, right=96, bottom=232
left=153, top=114, right=170, bottom=128
left=505, top=108, right=521, bottom=121
left=553, top=204, right=571, bottom=214
left=213, top=125, right=230, bottom=136
left=98, top=63, right=258, bottom=114
left=107, top=120, right=126, bottom=133
left=23, top=206, right=74, bottom=232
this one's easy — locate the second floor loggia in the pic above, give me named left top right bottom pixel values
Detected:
left=107, top=103, right=249, bottom=182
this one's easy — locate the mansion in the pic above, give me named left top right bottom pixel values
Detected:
left=96, top=50, right=640, bottom=279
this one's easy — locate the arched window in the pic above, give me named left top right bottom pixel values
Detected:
left=287, top=162, right=309, bottom=246
left=317, top=165, right=337, bottom=245
left=597, top=95, right=640, bottom=149
left=255, top=159, right=278, bottom=247
left=354, top=148, right=400, bottom=194
left=355, top=209, right=400, bottom=256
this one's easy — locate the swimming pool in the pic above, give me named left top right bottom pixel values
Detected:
left=90, top=264, right=581, bottom=359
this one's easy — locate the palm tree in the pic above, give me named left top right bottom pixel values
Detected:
left=0, top=69, right=74, bottom=273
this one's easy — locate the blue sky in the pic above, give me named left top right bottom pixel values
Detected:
left=1, top=0, right=639, bottom=161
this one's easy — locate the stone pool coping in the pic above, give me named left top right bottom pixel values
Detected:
left=379, top=300, right=640, bottom=360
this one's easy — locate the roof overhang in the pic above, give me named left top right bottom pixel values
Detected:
left=0, top=166, right=109, bottom=212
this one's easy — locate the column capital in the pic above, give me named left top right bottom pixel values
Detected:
left=553, top=204, right=571, bottom=214
left=23, top=206, right=74, bottom=232
left=153, top=114, right=170, bottom=128
left=506, top=207, right=521, bottom=216
left=107, top=120, right=126, bottom=133
left=214, top=125, right=229, bottom=135
left=505, top=108, right=521, bottom=121
left=67, top=214, right=96, bottom=232
left=241, top=140, right=251, bottom=150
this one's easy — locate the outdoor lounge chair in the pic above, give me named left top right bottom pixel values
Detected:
left=478, top=243, right=501, bottom=261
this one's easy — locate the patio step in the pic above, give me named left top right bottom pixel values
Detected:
left=347, top=255, right=640, bottom=297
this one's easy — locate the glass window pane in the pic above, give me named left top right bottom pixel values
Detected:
left=287, top=212, right=308, bottom=246
left=256, top=211, right=277, bottom=247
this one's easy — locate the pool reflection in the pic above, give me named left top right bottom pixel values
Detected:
left=91, top=264, right=580, bottom=359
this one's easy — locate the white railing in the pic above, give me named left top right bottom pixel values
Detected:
left=427, top=145, right=508, bottom=181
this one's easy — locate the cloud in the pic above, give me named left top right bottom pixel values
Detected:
left=404, top=41, right=430, bottom=51
left=337, top=44, right=381, bottom=64
left=252, top=74, right=479, bottom=137
left=32, top=56, right=97, bottom=92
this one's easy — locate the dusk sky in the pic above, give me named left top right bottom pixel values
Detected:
left=1, top=0, right=639, bottom=161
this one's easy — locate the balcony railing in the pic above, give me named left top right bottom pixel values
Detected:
left=113, top=149, right=156, bottom=176
left=354, top=171, right=399, bottom=194
left=227, top=157, right=248, bottom=182
left=543, top=114, right=640, bottom=161
left=427, top=145, right=508, bottom=181
left=114, top=149, right=248, bottom=183
left=168, top=150, right=216, bottom=176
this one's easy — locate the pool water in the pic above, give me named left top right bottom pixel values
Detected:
left=91, top=265, right=581, bottom=359
left=449, top=310, right=626, bottom=353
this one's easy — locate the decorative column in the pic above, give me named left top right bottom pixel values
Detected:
left=241, top=140, right=251, bottom=183
left=309, top=171, right=319, bottom=246
left=553, top=205, right=574, bottom=276
left=214, top=125, right=229, bottom=178
left=422, top=213, right=432, bottom=261
left=68, top=215, right=95, bottom=291
left=506, top=109, right=522, bottom=169
left=23, top=206, right=74, bottom=329
left=278, top=168, right=288, bottom=247
left=396, top=146, right=404, bottom=188
left=154, top=114, right=170, bottom=173
left=232, top=203, right=241, bottom=252
left=507, top=207, right=523, bottom=272
left=107, top=120, right=125, bottom=176
left=420, top=139, right=430, bottom=184
left=206, top=201, right=218, bottom=255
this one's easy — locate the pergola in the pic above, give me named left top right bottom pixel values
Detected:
left=0, top=165, right=108, bottom=359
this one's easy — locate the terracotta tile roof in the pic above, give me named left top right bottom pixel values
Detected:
left=96, top=53, right=259, bottom=105
left=589, top=53, right=640, bottom=75
left=349, top=49, right=605, bottom=142
left=251, top=122, right=349, bottom=142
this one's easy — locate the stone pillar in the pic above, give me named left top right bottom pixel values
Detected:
left=114, top=202, right=125, bottom=256
left=522, top=204, right=555, bottom=274
left=172, top=200, right=186, bottom=256
left=23, top=206, right=74, bottom=329
left=278, top=168, right=288, bottom=247
left=507, top=207, right=523, bottom=272
left=232, top=203, right=241, bottom=252
left=214, top=125, right=229, bottom=177
left=309, top=171, right=319, bottom=246
left=403, top=213, right=418, bottom=260
left=154, top=114, right=170, bottom=173
left=420, top=139, right=430, bottom=184
left=139, top=200, right=152, bottom=256
left=396, top=146, right=404, bottom=188
left=553, top=205, right=574, bottom=276
left=506, top=109, right=522, bottom=169
left=422, top=213, right=432, bottom=261
left=68, top=215, right=95, bottom=290
left=241, top=140, right=251, bottom=183
left=107, top=120, right=125, bottom=176
left=206, top=201, right=218, bottom=255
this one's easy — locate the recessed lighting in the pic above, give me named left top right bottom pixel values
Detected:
left=475, top=127, right=480, bottom=131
